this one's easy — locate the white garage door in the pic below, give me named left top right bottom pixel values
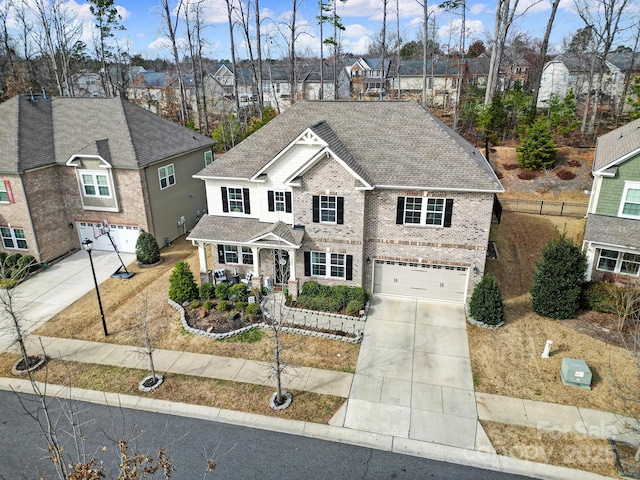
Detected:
left=77, top=222, right=140, bottom=253
left=373, top=260, right=468, bottom=303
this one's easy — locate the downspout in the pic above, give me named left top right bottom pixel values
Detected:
left=19, top=173, right=43, bottom=263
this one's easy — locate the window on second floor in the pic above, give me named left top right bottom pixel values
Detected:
left=267, top=190, right=292, bottom=213
left=312, top=195, right=344, bottom=224
left=159, top=164, right=176, bottom=189
left=0, top=226, right=27, bottom=250
left=82, top=172, right=111, bottom=197
left=204, top=151, right=213, bottom=167
left=620, top=183, right=640, bottom=218
left=0, top=180, right=13, bottom=203
left=396, top=196, right=453, bottom=227
left=221, top=187, right=251, bottom=215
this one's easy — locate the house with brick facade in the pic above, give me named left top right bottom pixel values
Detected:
left=0, top=94, right=214, bottom=263
left=583, top=117, right=640, bottom=282
left=187, top=101, right=503, bottom=303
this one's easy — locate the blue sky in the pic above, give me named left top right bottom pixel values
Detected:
left=7, top=0, right=636, bottom=62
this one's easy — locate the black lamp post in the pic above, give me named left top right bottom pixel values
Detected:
left=82, top=238, right=108, bottom=336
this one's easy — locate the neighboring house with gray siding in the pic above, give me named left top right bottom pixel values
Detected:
left=584, top=117, right=640, bottom=282
left=188, top=101, right=503, bottom=303
left=0, top=95, right=214, bottom=262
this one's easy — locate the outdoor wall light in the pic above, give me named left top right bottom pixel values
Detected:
left=473, top=265, right=480, bottom=275
left=366, top=256, right=371, bottom=265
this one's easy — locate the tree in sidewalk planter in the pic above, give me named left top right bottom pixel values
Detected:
left=137, top=291, right=162, bottom=392
left=168, top=261, right=198, bottom=304
left=530, top=233, right=587, bottom=319
left=135, top=230, right=161, bottom=265
left=468, top=273, right=504, bottom=326
left=516, top=116, right=557, bottom=170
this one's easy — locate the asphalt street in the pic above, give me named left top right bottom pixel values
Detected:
left=0, top=390, right=537, bottom=480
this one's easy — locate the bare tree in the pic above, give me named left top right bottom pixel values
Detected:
left=529, top=0, right=561, bottom=115
left=159, top=0, right=188, bottom=125
left=236, top=0, right=263, bottom=116
left=137, top=291, right=163, bottom=392
left=224, top=0, right=241, bottom=115
left=87, top=0, right=124, bottom=97
left=574, top=0, right=632, bottom=135
left=183, top=0, right=207, bottom=131
left=379, top=0, right=388, bottom=100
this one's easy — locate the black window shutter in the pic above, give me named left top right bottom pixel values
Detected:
left=312, top=196, right=320, bottom=223
left=337, top=197, right=344, bottom=224
left=444, top=199, right=454, bottom=227
left=217, top=245, right=225, bottom=264
left=221, top=187, right=228, bottom=212
left=396, top=197, right=405, bottom=224
left=267, top=191, right=275, bottom=212
left=304, top=251, right=311, bottom=276
left=346, top=255, right=353, bottom=280
left=285, top=192, right=292, bottom=213
left=243, top=188, right=251, bottom=214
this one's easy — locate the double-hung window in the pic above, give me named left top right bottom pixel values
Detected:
left=620, top=183, right=640, bottom=218
left=221, top=187, right=251, bottom=215
left=159, top=164, right=176, bottom=189
left=320, top=195, right=336, bottom=222
left=274, top=191, right=286, bottom=212
left=0, top=181, right=10, bottom=203
left=306, top=251, right=351, bottom=280
left=267, top=190, right=292, bottom=213
left=219, top=245, right=253, bottom=265
left=397, top=196, right=451, bottom=227
left=0, top=227, right=27, bottom=250
left=597, top=249, right=640, bottom=276
left=82, top=172, right=110, bottom=197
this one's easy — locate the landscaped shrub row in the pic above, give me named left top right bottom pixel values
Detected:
left=294, top=281, right=369, bottom=316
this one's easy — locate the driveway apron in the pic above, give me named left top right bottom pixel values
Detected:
left=342, top=296, right=479, bottom=449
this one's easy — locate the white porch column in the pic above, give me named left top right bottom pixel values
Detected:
left=288, top=248, right=296, bottom=280
left=197, top=242, right=208, bottom=273
left=252, top=247, right=260, bottom=277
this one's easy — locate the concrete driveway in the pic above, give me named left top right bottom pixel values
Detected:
left=0, top=250, right=136, bottom=351
left=339, top=296, right=484, bottom=450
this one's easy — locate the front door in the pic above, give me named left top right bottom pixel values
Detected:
left=274, top=250, right=290, bottom=284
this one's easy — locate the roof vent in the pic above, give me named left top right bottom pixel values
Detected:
left=293, top=224, right=305, bottom=231
left=29, top=88, right=37, bottom=102
left=42, top=87, right=49, bottom=100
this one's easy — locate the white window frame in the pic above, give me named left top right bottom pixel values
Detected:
left=227, top=187, right=244, bottom=213
left=596, top=248, right=640, bottom=276
left=274, top=191, right=286, bottom=212
left=0, top=182, right=9, bottom=203
left=204, top=151, right=213, bottom=167
left=619, top=182, right=640, bottom=219
left=0, top=226, right=27, bottom=250
left=159, top=164, right=176, bottom=190
left=402, top=196, right=446, bottom=227
left=320, top=195, right=337, bottom=223
left=223, top=245, right=253, bottom=265
left=81, top=171, right=112, bottom=198
left=310, top=251, right=346, bottom=279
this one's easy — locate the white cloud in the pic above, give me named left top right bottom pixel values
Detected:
left=438, top=19, right=484, bottom=46
left=342, top=35, right=373, bottom=55
left=469, top=3, right=486, bottom=15
left=147, top=36, right=172, bottom=52
left=344, top=23, right=374, bottom=38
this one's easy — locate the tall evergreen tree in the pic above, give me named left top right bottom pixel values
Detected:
left=530, top=234, right=587, bottom=319
left=516, top=116, right=557, bottom=170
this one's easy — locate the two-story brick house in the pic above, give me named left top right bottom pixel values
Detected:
left=188, top=101, right=503, bottom=302
left=583, top=117, right=640, bottom=281
left=0, top=94, right=214, bottom=262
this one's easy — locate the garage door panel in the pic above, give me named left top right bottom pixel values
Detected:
left=373, top=260, right=468, bottom=303
left=77, top=222, right=139, bottom=253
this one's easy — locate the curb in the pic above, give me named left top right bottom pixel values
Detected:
left=0, top=378, right=615, bottom=480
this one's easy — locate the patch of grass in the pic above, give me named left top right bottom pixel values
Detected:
left=222, top=328, right=265, bottom=343
left=482, top=421, right=618, bottom=478
left=0, top=353, right=345, bottom=424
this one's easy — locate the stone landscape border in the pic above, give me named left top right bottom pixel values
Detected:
left=169, top=300, right=364, bottom=343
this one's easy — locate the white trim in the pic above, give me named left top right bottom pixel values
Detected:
left=593, top=146, right=640, bottom=174
left=247, top=231, right=298, bottom=248
left=158, top=163, right=176, bottom=190
left=587, top=176, right=602, bottom=214
left=251, top=127, right=327, bottom=180
left=66, top=154, right=112, bottom=168
left=375, top=184, right=504, bottom=193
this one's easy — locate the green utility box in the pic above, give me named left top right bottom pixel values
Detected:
left=560, top=358, right=592, bottom=390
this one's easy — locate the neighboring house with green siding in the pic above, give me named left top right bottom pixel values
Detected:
left=0, top=94, right=214, bottom=263
left=583, top=117, right=640, bottom=281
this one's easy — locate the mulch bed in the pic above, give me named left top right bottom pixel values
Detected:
left=185, top=308, right=261, bottom=333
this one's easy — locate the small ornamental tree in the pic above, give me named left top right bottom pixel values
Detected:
left=469, top=273, right=504, bottom=326
left=516, top=116, right=557, bottom=170
left=135, top=231, right=161, bottom=265
left=530, top=233, right=587, bottom=319
left=168, top=261, right=198, bottom=303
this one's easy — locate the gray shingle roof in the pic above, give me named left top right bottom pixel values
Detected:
left=188, top=216, right=304, bottom=246
left=585, top=214, right=640, bottom=248
left=0, top=95, right=214, bottom=173
left=197, top=101, right=503, bottom=192
left=593, top=117, right=640, bottom=171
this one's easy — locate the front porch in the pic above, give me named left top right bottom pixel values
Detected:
left=187, top=215, right=305, bottom=295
